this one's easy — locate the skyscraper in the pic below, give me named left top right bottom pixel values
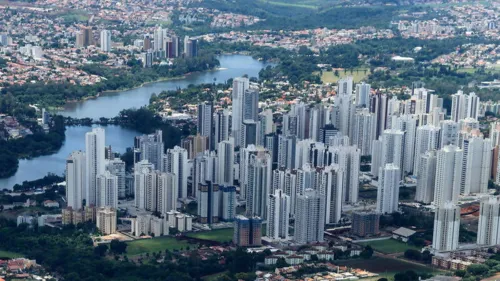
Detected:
left=450, top=91, right=480, bottom=122
left=267, top=189, right=291, bottom=240
left=320, top=165, right=344, bottom=224
left=415, top=151, right=437, bottom=204
left=135, top=130, right=164, bottom=171
left=434, top=145, right=463, bottom=206
left=353, top=108, right=375, bottom=156
left=197, top=102, right=214, bottom=149
left=432, top=202, right=460, bottom=252
left=214, top=109, right=230, bottom=146
left=96, top=207, right=117, bottom=235
left=231, top=77, right=250, bottom=146
left=233, top=215, right=262, bottom=247
left=376, top=163, right=400, bottom=214
left=440, top=120, right=459, bottom=148
left=413, top=125, right=441, bottom=176
left=355, top=82, right=371, bottom=107
left=295, top=188, right=325, bottom=244
left=327, top=145, right=360, bottom=204
left=477, top=196, right=500, bottom=246
left=393, top=114, right=418, bottom=175
left=106, top=159, right=126, bottom=198
left=218, top=139, right=235, bottom=186
left=162, top=146, right=188, bottom=199
left=96, top=171, right=118, bottom=208
left=461, top=136, right=492, bottom=195
left=246, top=152, right=272, bottom=219
left=198, top=181, right=220, bottom=224
left=100, top=30, right=111, bottom=52
left=66, top=151, right=86, bottom=210
left=221, top=186, right=237, bottom=221
left=85, top=127, right=106, bottom=206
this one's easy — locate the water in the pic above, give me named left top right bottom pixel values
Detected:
left=58, top=55, right=270, bottom=119
left=0, top=55, right=269, bottom=189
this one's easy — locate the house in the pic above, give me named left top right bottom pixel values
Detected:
left=43, top=200, right=59, bottom=208
left=392, top=227, right=416, bottom=242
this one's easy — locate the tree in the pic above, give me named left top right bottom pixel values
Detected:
left=404, top=249, right=422, bottom=261
left=455, top=270, right=466, bottom=277
left=110, top=239, right=127, bottom=254
left=276, top=257, right=289, bottom=268
left=467, top=264, right=489, bottom=276
left=360, top=245, right=373, bottom=259
left=94, top=244, right=108, bottom=257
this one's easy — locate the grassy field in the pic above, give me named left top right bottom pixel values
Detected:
left=126, top=237, right=192, bottom=256
left=0, top=250, right=23, bottom=259
left=335, top=257, right=441, bottom=278
left=259, top=0, right=318, bottom=9
left=359, top=239, right=421, bottom=254
left=187, top=228, right=234, bottom=243
left=320, top=68, right=369, bottom=84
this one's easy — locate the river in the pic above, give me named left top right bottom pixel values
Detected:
left=0, top=55, right=269, bottom=189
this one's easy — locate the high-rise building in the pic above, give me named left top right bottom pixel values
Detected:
left=355, top=82, right=371, bottom=107
left=370, top=92, right=388, bottom=138
left=96, top=207, right=117, bottom=235
left=258, top=109, right=274, bottom=146
left=451, top=91, right=480, bottom=122
left=66, top=151, right=86, bottom=210
left=440, top=120, right=459, bottom=148
left=393, top=115, right=418, bottom=175
left=198, top=181, right=220, bottom=224
left=333, top=87, right=355, bottom=140
left=218, top=139, right=234, bottom=186
left=434, top=145, right=463, bottom=206
left=351, top=211, right=380, bottom=237
left=183, top=36, right=198, bottom=57
left=320, top=165, right=344, bottom=224
left=413, top=125, right=441, bottom=176
left=134, top=163, right=177, bottom=214
left=432, top=202, right=460, bottom=252
left=197, top=102, right=214, bottom=149
left=233, top=215, right=262, bottom=247
left=272, top=168, right=298, bottom=216
left=327, top=145, right=360, bottom=204
left=85, top=127, right=106, bottom=206
left=461, top=136, right=492, bottom=195
left=415, top=151, right=437, bottom=204
left=277, top=135, right=297, bottom=169
left=142, top=51, right=153, bottom=68
left=353, top=108, right=375, bottom=156
left=295, top=189, right=325, bottom=244
left=231, top=77, right=250, bottom=146
left=76, top=26, right=93, bottom=48
left=372, top=129, right=404, bottom=178
left=143, top=35, right=152, bottom=51
left=376, top=164, right=400, bottom=214
left=135, top=130, right=164, bottom=170
left=241, top=120, right=258, bottom=148
left=246, top=152, right=272, bottom=219
left=221, top=186, right=237, bottom=221
left=100, top=30, right=111, bottom=52
left=162, top=146, right=188, bottom=199
left=267, top=189, right=291, bottom=240
left=153, top=26, right=165, bottom=52
left=477, top=196, right=500, bottom=246
left=215, top=109, right=230, bottom=146
left=96, top=171, right=118, bottom=208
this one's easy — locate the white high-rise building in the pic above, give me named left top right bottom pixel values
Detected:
left=96, top=171, right=118, bottom=208
left=393, top=115, right=418, bottom=174
left=434, top=145, right=463, bottom=206
left=477, top=196, right=500, bottom=246
left=462, top=137, right=492, bottom=195
left=217, top=139, right=234, bottom=186
left=100, top=30, right=111, bottom=52
left=134, top=161, right=177, bottom=214
left=246, top=152, right=272, bottom=220
left=272, top=169, right=298, bottom=216
left=135, top=130, right=163, bottom=170
left=295, top=188, right=325, bottom=244
left=85, top=127, right=106, bottom=206
left=376, top=164, right=400, bottom=214
left=231, top=77, right=250, bottom=146
left=353, top=108, right=375, bottom=156
left=221, top=186, right=237, bottom=221
left=333, top=89, right=355, bottom=140
left=153, top=26, right=164, bottom=52
left=451, top=91, right=480, bottom=122
left=327, top=145, right=360, bottom=204
left=320, top=165, right=344, bottom=224
left=106, top=159, right=126, bottom=199
left=66, top=151, right=86, bottom=210
left=267, top=189, right=291, bottom=240
left=440, top=120, right=459, bottom=148
left=257, top=109, right=274, bottom=145
left=240, top=145, right=267, bottom=199
left=197, top=181, right=220, bottom=224
left=96, top=207, right=117, bottom=235
left=413, top=125, right=441, bottom=176
left=215, top=109, right=230, bottom=146
left=415, top=151, right=437, bottom=204
left=296, top=163, right=318, bottom=196
left=432, top=202, right=460, bottom=251
left=338, top=77, right=353, bottom=95
left=197, top=102, right=213, bottom=148
left=277, top=135, right=297, bottom=169
left=372, top=129, right=404, bottom=177
left=355, top=82, right=371, bottom=107
left=162, top=146, right=188, bottom=199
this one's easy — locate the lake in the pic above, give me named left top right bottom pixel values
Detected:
left=0, top=55, right=269, bottom=189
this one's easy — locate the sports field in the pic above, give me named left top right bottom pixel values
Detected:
left=126, top=236, right=192, bottom=256
left=187, top=228, right=234, bottom=243
left=359, top=239, right=421, bottom=254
